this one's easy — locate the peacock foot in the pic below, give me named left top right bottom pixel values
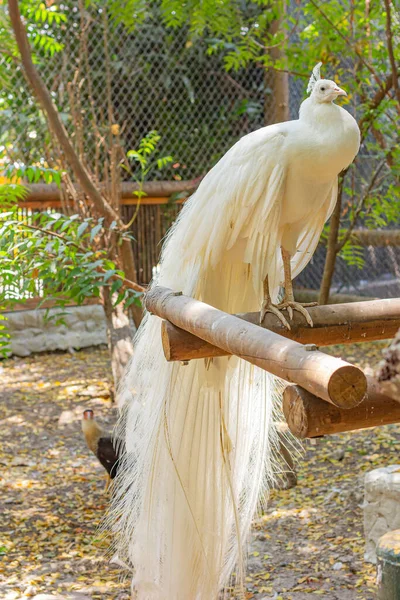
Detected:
left=260, top=300, right=292, bottom=329
left=260, top=300, right=317, bottom=329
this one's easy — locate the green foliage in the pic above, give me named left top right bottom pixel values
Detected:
left=5, top=163, right=62, bottom=185
left=0, top=182, right=28, bottom=207
left=0, top=163, right=144, bottom=357
left=0, top=1, right=68, bottom=167
left=0, top=2, right=67, bottom=80
left=0, top=127, right=173, bottom=356
left=125, top=130, right=173, bottom=198
left=106, top=0, right=244, bottom=38
left=337, top=237, right=365, bottom=269
left=159, top=0, right=243, bottom=38
left=0, top=203, right=142, bottom=356
left=149, top=0, right=400, bottom=272
left=21, top=1, right=67, bottom=27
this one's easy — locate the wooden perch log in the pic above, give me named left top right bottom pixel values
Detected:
left=21, top=179, right=200, bottom=203
left=146, top=287, right=367, bottom=408
left=352, top=229, right=400, bottom=247
left=283, top=379, right=400, bottom=438
left=161, top=298, right=400, bottom=362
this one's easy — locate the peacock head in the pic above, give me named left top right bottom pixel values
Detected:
left=307, top=62, right=347, bottom=103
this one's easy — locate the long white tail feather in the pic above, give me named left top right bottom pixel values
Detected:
left=107, top=131, right=305, bottom=599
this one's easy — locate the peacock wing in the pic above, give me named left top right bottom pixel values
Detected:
left=158, top=125, right=288, bottom=302
left=291, top=179, right=338, bottom=281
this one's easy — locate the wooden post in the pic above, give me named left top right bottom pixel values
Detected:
left=282, top=379, right=400, bottom=438
left=377, top=530, right=400, bottom=599
left=161, top=298, right=400, bottom=362
left=145, top=287, right=367, bottom=408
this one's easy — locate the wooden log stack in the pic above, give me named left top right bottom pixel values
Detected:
left=146, top=287, right=400, bottom=439
left=145, top=287, right=367, bottom=408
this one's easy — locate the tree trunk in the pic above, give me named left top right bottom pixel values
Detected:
left=264, top=1, right=289, bottom=125
left=318, top=184, right=343, bottom=305
left=102, top=287, right=135, bottom=391
left=119, top=238, right=143, bottom=329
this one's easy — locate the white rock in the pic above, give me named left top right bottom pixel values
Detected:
left=5, top=305, right=108, bottom=356
left=364, top=465, right=400, bottom=563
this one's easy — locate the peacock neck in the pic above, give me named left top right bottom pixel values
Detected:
left=299, top=97, right=342, bottom=128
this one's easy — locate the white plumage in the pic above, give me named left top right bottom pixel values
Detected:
left=109, top=65, right=360, bottom=599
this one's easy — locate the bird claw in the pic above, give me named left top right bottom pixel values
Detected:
left=260, top=300, right=317, bottom=329
left=260, top=302, right=291, bottom=330
left=280, top=301, right=315, bottom=327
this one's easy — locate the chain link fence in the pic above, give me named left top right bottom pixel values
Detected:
left=1, top=2, right=399, bottom=298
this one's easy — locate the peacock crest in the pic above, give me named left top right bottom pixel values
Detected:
left=307, top=62, right=323, bottom=94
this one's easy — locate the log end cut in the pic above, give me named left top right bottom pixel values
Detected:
left=327, top=365, right=367, bottom=408
left=282, top=385, right=311, bottom=438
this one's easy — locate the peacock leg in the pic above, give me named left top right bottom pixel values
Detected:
left=260, top=250, right=317, bottom=329
left=278, top=247, right=317, bottom=326
left=260, top=274, right=292, bottom=329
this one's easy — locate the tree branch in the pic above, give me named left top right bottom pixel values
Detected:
left=358, top=71, right=399, bottom=138
left=318, top=181, right=343, bottom=305
left=14, top=221, right=146, bottom=293
left=383, top=0, right=400, bottom=105
left=308, top=0, right=384, bottom=90
left=7, top=0, right=121, bottom=227
left=336, top=156, right=388, bottom=253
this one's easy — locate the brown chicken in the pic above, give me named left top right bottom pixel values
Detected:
left=82, top=409, right=123, bottom=491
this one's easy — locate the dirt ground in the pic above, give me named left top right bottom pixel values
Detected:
left=1, top=341, right=399, bottom=599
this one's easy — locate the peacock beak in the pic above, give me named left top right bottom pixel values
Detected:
left=333, top=86, right=347, bottom=97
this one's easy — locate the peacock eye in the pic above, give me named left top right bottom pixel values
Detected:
left=320, top=87, right=325, bottom=91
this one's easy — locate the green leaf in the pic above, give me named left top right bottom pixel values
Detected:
left=90, top=223, right=103, bottom=241
left=110, top=279, right=123, bottom=295
left=76, top=222, right=89, bottom=238
left=103, top=269, right=116, bottom=282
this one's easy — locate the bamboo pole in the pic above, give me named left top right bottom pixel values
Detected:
left=161, top=298, right=400, bottom=362
left=283, top=379, right=400, bottom=438
left=145, top=287, right=367, bottom=408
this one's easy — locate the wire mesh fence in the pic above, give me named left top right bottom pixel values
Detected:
left=1, top=2, right=399, bottom=299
